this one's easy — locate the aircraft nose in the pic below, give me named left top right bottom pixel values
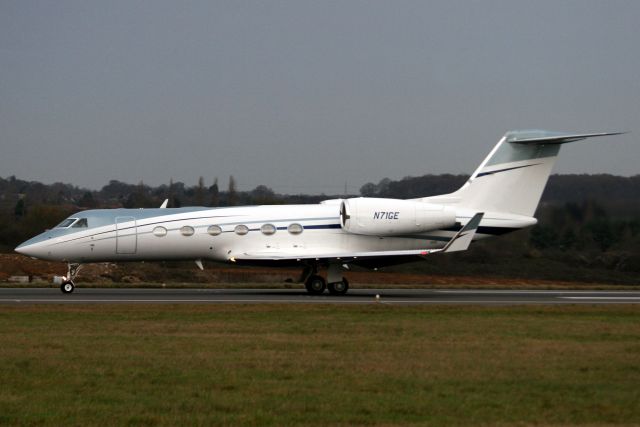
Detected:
left=15, top=235, right=50, bottom=259
left=15, top=241, right=37, bottom=257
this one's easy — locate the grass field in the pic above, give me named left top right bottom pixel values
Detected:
left=1, top=304, right=639, bottom=426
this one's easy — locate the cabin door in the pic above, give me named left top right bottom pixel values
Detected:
left=115, top=216, right=137, bottom=254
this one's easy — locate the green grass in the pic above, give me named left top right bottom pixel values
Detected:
left=1, top=305, right=639, bottom=426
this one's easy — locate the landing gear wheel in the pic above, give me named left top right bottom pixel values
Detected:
left=61, top=281, right=75, bottom=294
left=328, top=277, right=349, bottom=295
left=305, top=275, right=326, bottom=295
left=60, top=263, right=82, bottom=294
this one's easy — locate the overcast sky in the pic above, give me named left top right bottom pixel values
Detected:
left=1, top=1, right=638, bottom=194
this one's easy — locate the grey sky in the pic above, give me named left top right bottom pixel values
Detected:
left=1, top=1, right=638, bottom=194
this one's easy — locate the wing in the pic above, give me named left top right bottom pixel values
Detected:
left=230, top=213, right=484, bottom=263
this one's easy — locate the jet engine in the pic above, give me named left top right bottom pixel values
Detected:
left=340, top=198, right=456, bottom=236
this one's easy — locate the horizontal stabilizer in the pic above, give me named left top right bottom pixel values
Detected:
left=441, top=212, right=483, bottom=253
left=507, top=131, right=626, bottom=145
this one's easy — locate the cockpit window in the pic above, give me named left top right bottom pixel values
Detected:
left=57, top=218, right=78, bottom=228
left=72, top=218, right=88, bottom=228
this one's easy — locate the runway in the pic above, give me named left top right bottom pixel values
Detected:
left=1, top=287, right=640, bottom=305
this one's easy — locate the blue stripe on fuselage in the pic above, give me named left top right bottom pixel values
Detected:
left=476, top=163, right=540, bottom=178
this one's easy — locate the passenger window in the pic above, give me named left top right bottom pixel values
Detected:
left=207, top=225, right=222, bottom=236
left=261, top=224, right=276, bottom=235
left=72, top=218, right=88, bottom=228
left=234, top=225, right=249, bottom=235
left=180, top=226, right=195, bottom=236
left=288, top=223, right=304, bottom=235
left=153, top=226, right=167, bottom=237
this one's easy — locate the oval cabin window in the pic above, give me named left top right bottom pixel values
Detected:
left=261, top=224, right=276, bottom=235
left=207, top=225, right=222, bottom=236
left=288, top=223, right=304, bottom=235
left=180, top=226, right=195, bottom=236
left=234, top=225, right=249, bottom=235
left=153, top=226, right=167, bottom=237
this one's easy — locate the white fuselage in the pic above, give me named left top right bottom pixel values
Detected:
left=15, top=202, right=535, bottom=264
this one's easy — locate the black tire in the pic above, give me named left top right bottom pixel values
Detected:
left=305, top=275, right=326, bottom=295
left=60, top=281, right=75, bottom=294
left=328, top=277, right=349, bottom=295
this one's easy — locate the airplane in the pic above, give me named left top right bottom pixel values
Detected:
left=15, top=129, right=624, bottom=294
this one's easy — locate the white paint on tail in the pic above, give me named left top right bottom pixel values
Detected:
left=420, top=130, right=623, bottom=217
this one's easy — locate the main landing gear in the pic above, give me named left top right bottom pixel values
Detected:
left=304, top=275, right=350, bottom=295
left=60, top=263, right=82, bottom=294
left=328, top=278, right=349, bottom=295
left=304, top=275, right=326, bottom=295
left=302, top=263, right=350, bottom=296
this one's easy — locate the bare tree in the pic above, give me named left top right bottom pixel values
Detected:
left=210, top=177, right=219, bottom=207
left=227, top=175, right=238, bottom=206
left=196, top=176, right=205, bottom=206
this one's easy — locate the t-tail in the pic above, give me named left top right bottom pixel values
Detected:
left=423, top=130, right=625, bottom=217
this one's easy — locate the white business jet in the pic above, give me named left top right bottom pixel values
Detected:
left=15, top=130, right=623, bottom=294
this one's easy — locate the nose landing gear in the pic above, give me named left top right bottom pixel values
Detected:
left=61, top=281, right=75, bottom=294
left=60, top=263, right=82, bottom=294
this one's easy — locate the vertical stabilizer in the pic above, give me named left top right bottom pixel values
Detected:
left=430, top=130, right=623, bottom=216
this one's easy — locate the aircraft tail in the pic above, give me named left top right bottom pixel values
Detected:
left=431, top=130, right=624, bottom=216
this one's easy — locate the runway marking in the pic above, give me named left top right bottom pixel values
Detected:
left=560, top=297, right=640, bottom=300
left=0, top=299, right=372, bottom=304
left=2, top=289, right=640, bottom=305
left=435, top=290, right=640, bottom=294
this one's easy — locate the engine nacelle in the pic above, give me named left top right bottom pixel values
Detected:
left=340, top=198, right=456, bottom=236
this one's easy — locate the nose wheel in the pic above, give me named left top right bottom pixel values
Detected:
left=61, top=281, right=75, bottom=294
left=59, top=263, right=82, bottom=294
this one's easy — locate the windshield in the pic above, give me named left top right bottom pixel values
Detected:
left=72, top=218, right=88, bottom=228
left=56, top=218, right=78, bottom=228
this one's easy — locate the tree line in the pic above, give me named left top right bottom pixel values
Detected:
left=1, top=174, right=639, bottom=281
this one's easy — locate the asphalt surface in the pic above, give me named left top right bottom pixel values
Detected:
left=1, top=287, right=640, bottom=305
